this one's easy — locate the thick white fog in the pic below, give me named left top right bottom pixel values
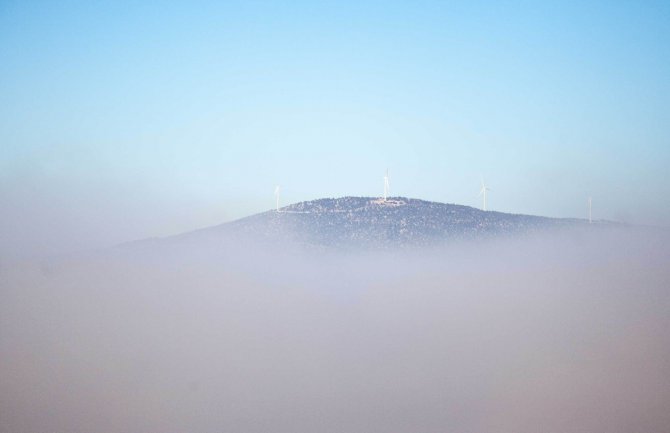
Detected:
left=1, top=228, right=669, bottom=433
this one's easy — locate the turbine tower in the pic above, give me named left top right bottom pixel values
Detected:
left=274, top=185, right=280, bottom=212
left=383, top=169, right=390, bottom=201
left=478, top=177, right=491, bottom=211
left=588, top=197, right=592, bottom=224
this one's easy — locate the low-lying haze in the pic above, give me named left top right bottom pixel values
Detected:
left=2, top=228, right=668, bottom=433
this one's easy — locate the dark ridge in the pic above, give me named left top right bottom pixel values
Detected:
left=115, top=196, right=616, bottom=253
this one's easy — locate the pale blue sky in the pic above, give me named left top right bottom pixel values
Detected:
left=1, top=1, right=669, bottom=255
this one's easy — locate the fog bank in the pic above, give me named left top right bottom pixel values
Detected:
left=1, top=228, right=669, bottom=433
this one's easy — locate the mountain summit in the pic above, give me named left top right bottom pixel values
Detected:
left=162, top=197, right=594, bottom=250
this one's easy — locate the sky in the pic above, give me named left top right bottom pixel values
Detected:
left=1, top=1, right=669, bottom=256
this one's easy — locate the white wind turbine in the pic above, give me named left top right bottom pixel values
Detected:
left=478, top=177, right=491, bottom=211
left=274, top=185, right=280, bottom=212
left=588, top=196, right=592, bottom=224
left=383, top=169, right=390, bottom=201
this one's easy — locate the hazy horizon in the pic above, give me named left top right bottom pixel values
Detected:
left=2, top=1, right=670, bottom=258
left=1, top=192, right=646, bottom=260
left=2, top=3, right=669, bottom=431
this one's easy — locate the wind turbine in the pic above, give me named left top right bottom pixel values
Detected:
left=588, top=196, right=592, bottom=224
left=274, top=185, right=280, bottom=212
left=383, top=169, right=390, bottom=201
left=478, top=177, right=491, bottom=211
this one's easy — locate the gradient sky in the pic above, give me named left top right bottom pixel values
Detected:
left=1, top=1, right=669, bottom=256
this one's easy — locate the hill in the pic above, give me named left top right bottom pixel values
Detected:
left=144, top=196, right=600, bottom=251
